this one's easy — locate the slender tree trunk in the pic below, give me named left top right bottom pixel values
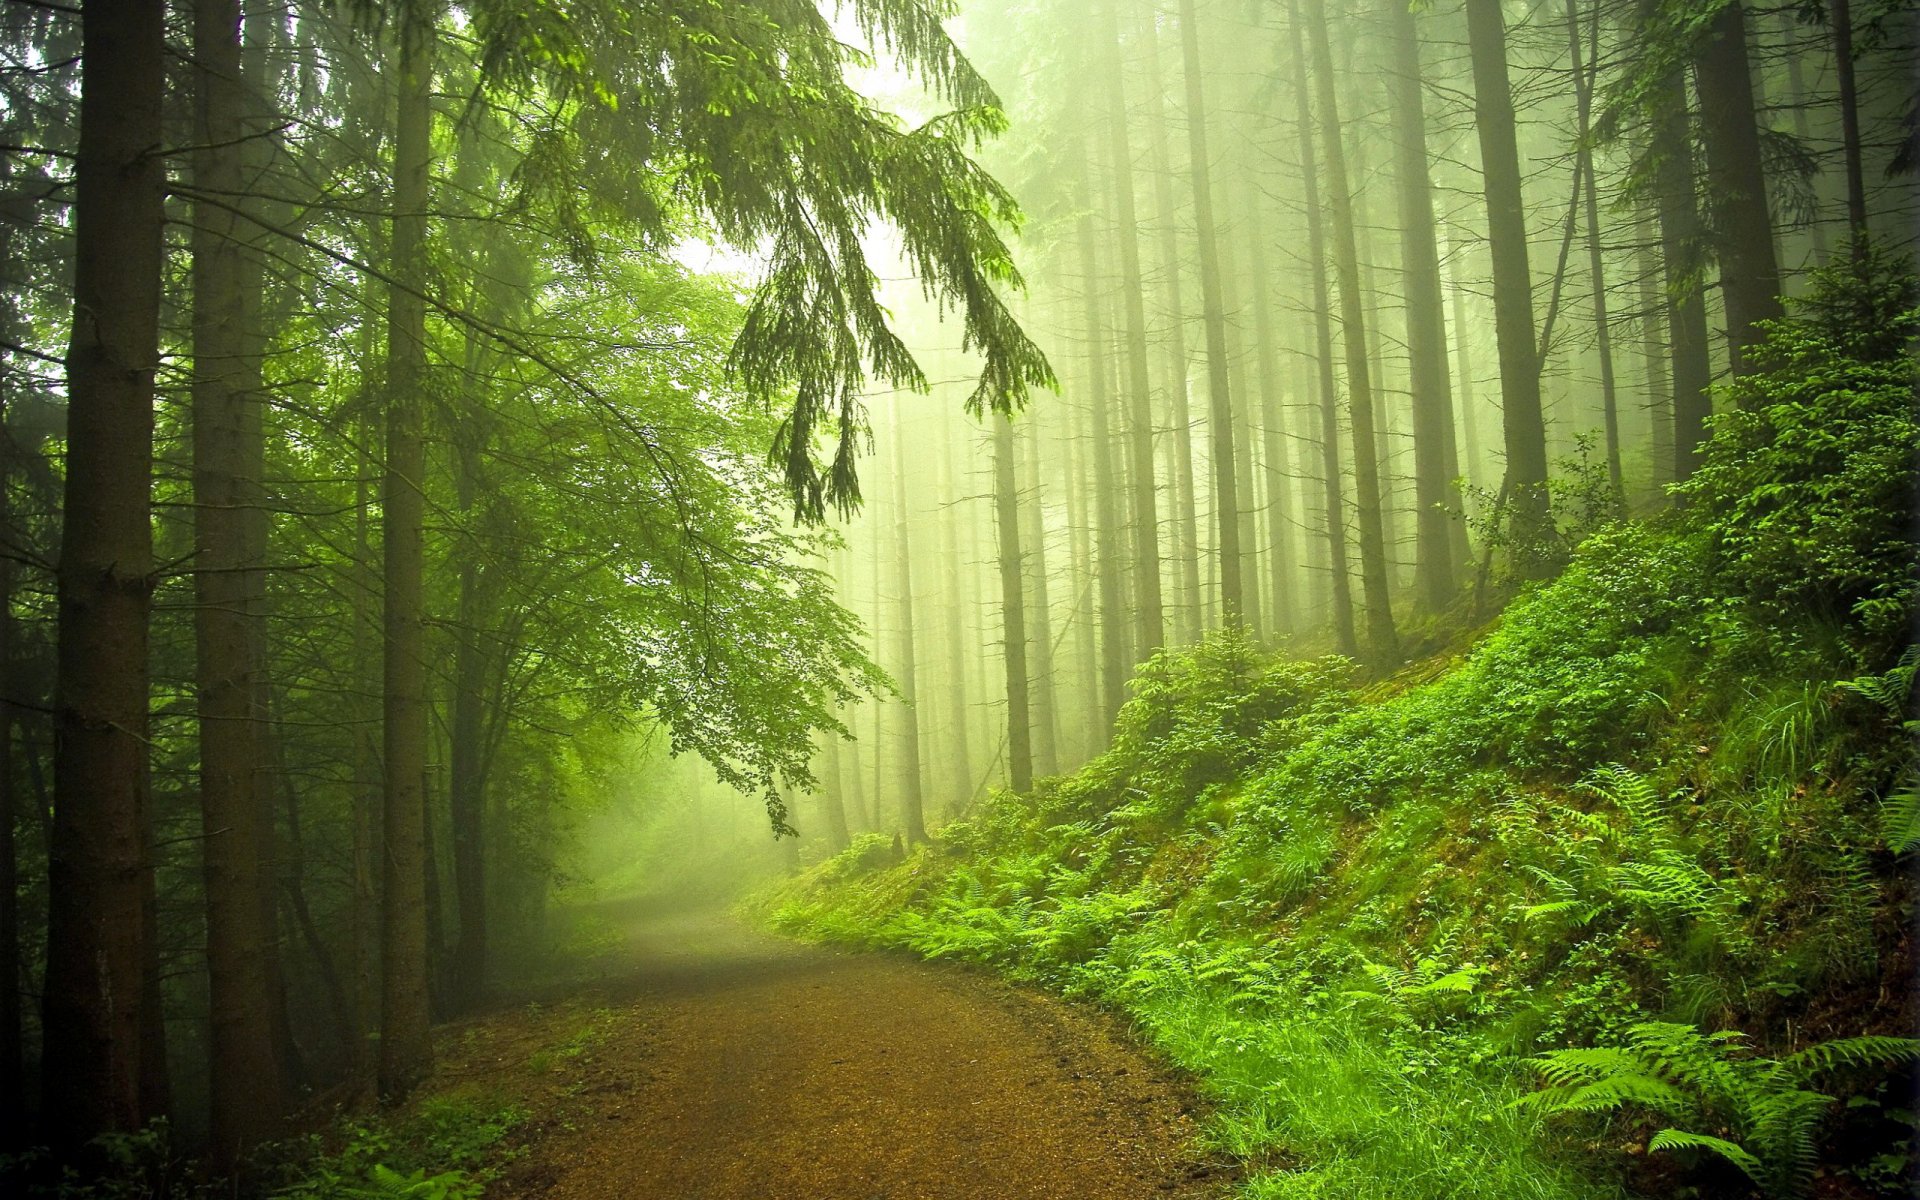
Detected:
left=193, top=0, right=282, bottom=1158
left=934, top=431, right=975, bottom=811
left=447, top=524, right=487, bottom=1013
left=0, top=388, right=16, bottom=1138
left=1141, top=13, right=1202, bottom=646
left=379, top=13, right=435, bottom=1099
left=350, top=386, right=380, bottom=1083
left=1636, top=215, right=1676, bottom=491
left=888, top=409, right=929, bottom=844
left=1464, top=0, right=1554, bottom=563
left=1385, top=0, right=1462, bottom=610
left=1063, top=352, right=1102, bottom=760
left=1018, top=418, right=1059, bottom=777
left=1566, top=0, right=1624, bottom=506
left=1075, top=146, right=1130, bottom=727
left=1691, top=0, right=1783, bottom=369
left=1219, top=190, right=1264, bottom=639
left=1245, top=178, right=1297, bottom=636
left=821, top=733, right=851, bottom=851
left=1829, top=0, right=1867, bottom=245
left=1176, top=0, right=1243, bottom=624
left=1305, top=0, right=1397, bottom=663
left=43, top=0, right=166, bottom=1140
left=1099, top=0, right=1164, bottom=656
left=1642, top=25, right=1715, bottom=482
left=1290, top=8, right=1358, bottom=658
left=993, top=414, right=1033, bottom=792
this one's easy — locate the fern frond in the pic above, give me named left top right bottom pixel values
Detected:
left=1647, top=1129, right=1764, bottom=1182
left=1880, top=774, right=1920, bottom=855
left=1780, top=1035, right=1920, bottom=1080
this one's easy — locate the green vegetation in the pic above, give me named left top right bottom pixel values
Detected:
left=767, top=259, right=1919, bottom=1199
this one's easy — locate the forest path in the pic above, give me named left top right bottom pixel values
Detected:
left=468, top=892, right=1227, bottom=1200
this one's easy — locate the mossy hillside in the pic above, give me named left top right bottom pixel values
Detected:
left=766, top=258, right=1919, bottom=1199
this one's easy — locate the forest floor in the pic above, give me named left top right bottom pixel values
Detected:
left=429, top=892, right=1232, bottom=1200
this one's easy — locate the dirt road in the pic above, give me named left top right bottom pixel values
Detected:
left=467, top=894, right=1226, bottom=1200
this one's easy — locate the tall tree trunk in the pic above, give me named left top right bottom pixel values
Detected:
left=1074, top=147, right=1130, bottom=728
left=1098, top=0, right=1165, bottom=656
left=0, top=381, right=16, bottom=1138
left=1290, top=8, right=1358, bottom=658
left=993, top=414, right=1033, bottom=792
left=192, top=0, right=282, bottom=1158
left=1829, top=0, right=1867, bottom=246
left=934, top=430, right=975, bottom=811
left=821, top=733, right=851, bottom=851
left=1636, top=215, right=1676, bottom=491
left=1566, top=0, right=1624, bottom=506
left=1642, top=23, right=1715, bottom=483
left=1691, top=0, right=1783, bottom=370
left=379, top=13, right=435, bottom=1099
left=350, top=381, right=381, bottom=1083
left=1244, top=177, right=1297, bottom=636
left=43, top=0, right=167, bottom=1140
left=1062, top=344, right=1102, bottom=760
left=1464, top=0, right=1554, bottom=563
left=888, top=409, right=929, bottom=844
left=1141, top=12, right=1202, bottom=646
left=1305, top=0, right=1397, bottom=664
left=447, top=532, right=487, bottom=1013
left=1219, top=191, right=1264, bottom=639
left=1176, top=0, right=1243, bottom=624
left=1385, top=0, right=1462, bottom=611
left=1018, top=418, right=1059, bottom=776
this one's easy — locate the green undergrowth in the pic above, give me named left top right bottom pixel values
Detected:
left=765, top=256, right=1919, bottom=1198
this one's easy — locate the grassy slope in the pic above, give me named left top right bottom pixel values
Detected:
left=762, top=262, right=1919, bottom=1199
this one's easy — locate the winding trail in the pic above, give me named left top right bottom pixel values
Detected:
left=473, top=894, right=1227, bottom=1199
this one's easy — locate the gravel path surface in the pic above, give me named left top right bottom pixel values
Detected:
left=480, top=894, right=1228, bottom=1200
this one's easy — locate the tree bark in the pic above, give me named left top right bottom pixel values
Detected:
left=1464, top=0, right=1554, bottom=562
left=1566, top=0, right=1624, bottom=506
left=1289, top=7, right=1358, bottom=658
left=1074, top=143, right=1130, bottom=729
left=1691, top=0, right=1783, bottom=371
left=1017, top=417, right=1059, bottom=776
left=43, top=0, right=167, bottom=1140
left=193, top=0, right=284, bottom=1159
left=1385, top=0, right=1462, bottom=611
left=379, top=11, right=435, bottom=1099
left=992, top=413, right=1033, bottom=792
left=1305, top=0, right=1397, bottom=664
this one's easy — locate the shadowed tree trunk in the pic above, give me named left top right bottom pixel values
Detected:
left=1566, top=0, right=1624, bottom=506
left=192, top=0, right=283, bottom=1159
left=1290, top=6, right=1358, bottom=658
left=379, top=10, right=435, bottom=1099
left=44, top=0, right=168, bottom=1140
left=993, top=413, right=1033, bottom=793
left=1305, top=0, right=1397, bottom=664
left=1385, top=0, right=1462, bottom=611
left=1075, top=142, right=1130, bottom=729
left=1691, top=0, right=1782, bottom=371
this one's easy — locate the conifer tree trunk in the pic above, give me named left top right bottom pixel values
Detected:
left=1141, top=12, right=1202, bottom=645
left=1635, top=221, right=1676, bottom=491
left=1018, top=419, right=1059, bottom=776
left=1829, top=0, right=1866, bottom=244
left=1290, top=9, right=1358, bottom=658
left=888, top=410, right=929, bottom=844
left=448, top=436, right=488, bottom=1014
left=1219, top=192, right=1264, bottom=639
left=1566, top=0, right=1623, bottom=505
left=1099, top=0, right=1165, bottom=657
left=934, top=431, right=975, bottom=810
left=1642, top=21, right=1715, bottom=482
left=43, top=0, right=168, bottom=1140
left=1305, top=0, right=1397, bottom=663
left=1245, top=178, right=1297, bottom=636
left=993, top=414, right=1033, bottom=792
left=1691, top=0, right=1783, bottom=370
left=1385, top=0, right=1461, bottom=611
left=1074, top=145, right=1130, bottom=728
left=0, top=393, right=15, bottom=1137
left=193, top=0, right=283, bottom=1157
left=1464, top=0, right=1554, bottom=563
left=821, top=734, right=851, bottom=851
left=1176, top=0, right=1244, bottom=624
left=379, top=11, right=435, bottom=1099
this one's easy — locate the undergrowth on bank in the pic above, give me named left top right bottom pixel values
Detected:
left=766, top=256, right=1920, bottom=1197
